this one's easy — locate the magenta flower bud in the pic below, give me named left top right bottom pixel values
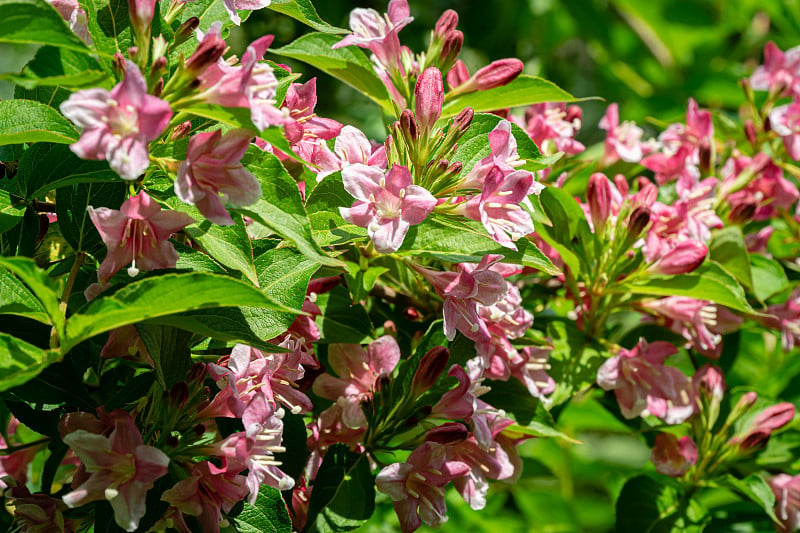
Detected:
left=566, top=104, right=583, bottom=124
left=129, top=0, right=155, bottom=36
left=728, top=202, right=757, bottom=224
left=752, top=402, right=796, bottom=432
left=454, top=106, right=474, bottom=134
left=650, top=240, right=708, bottom=275
left=439, top=30, right=463, bottom=72
left=399, top=108, right=417, bottom=141
left=626, top=206, right=651, bottom=242
left=693, top=364, right=725, bottom=403
left=174, top=16, right=200, bottom=47
left=650, top=433, right=698, bottom=477
left=434, top=9, right=459, bottom=38
left=745, top=119, right=757, bottom=147
left=186, top=34, right=227, bottom=77
left=415, top=67, right=444, bottom=131
left=446, top=59, right=470, bottom=89
left=425, top=422, right=468, bottom=445
left=472, top=58, right=523, bottom=91
left=112, top=52, right=126, bottom=77
left=586, top=172, right=612, bottom=231
left=169, top=381, right=190, bottom=407
left=171, top=121, right=193, bottom=141
left=412, top=346, right=450, bottom=394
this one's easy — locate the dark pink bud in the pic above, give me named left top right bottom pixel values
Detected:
left=153, top=77, right=163, bottom=97
left=434, top=10, right=459, bottom=38
left=693, top=364, right=725, bottom=403
left=186, top=34, right=227, bottom=76
left=472, top=58, right=523, bottom=91
left=453, top=106, right=474, bottom=134
left=446, top=59, right=470, bottom=89
left=129, top=0, right=156, bottom=35
left=586, top=172, right=612, bottom=230
left=412, top=346, right=450, bottom=394
left=415, top=67, right=444, bottom=131
left=745, top=119, right=757, bottom=147
left=187, top=362, right=206, bottom=382
left=174, top=16, right=200, bottom=47
left=112, top=52, right=126, bottom=77
left=650, top=433, right=698, bottom=477
left=400, top=108, right=418, bottom=141
left=650, top=241, right=708, bottom=275
left=728, top=202, right=756, bottom=224
left=169, top=382, right=190, bottom=407
left=627, top=206, right=651, bottom=239
left=440, top=30, right=463, bottom=72
left=308, top=275, right=341, bottom=296
left=752, top=402, right=796, bottom=433
left=403, top=307, right=421, bottom=320
left=566, top=105, right=583, bottom=124
left=171, top=121, right=193, bottom=140
left=425, top=422, right=469, bottom=445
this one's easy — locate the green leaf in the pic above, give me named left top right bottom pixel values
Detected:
left=56, top=181, right=126, bottom=252
left=314, top=285, right=373, bottom=343
left=0, top=189, right=25, bottom=233
left=709, top=226, right=753, bottom=290
left=750, top=254, right=789, bottom=302
left=183, top=215, right=258, bottom=285
left=0, top=266, right=48, bottom=323
left=3, top=69, right=109, bottom=90
left=271, top=33, right=392, bottom=112
left=305, top=445, right=375, bottom=533
left=537, top=186, right=593, bottom=275
left=305, top=172, right=367, bottom=247
left=442, top=75, right=577, bottom=117
left=0, top=99, right=78, bottom=145
left=135, top=324, right=193, bottom=390
left=268, top=0, right=347, bottom=33
left=234, top=486, right=292, bottom=533
left=63, top=272, right=297, bottom=352
left=453, top=112, right=553, bottom=173
left=545, top=320, right=607, bottom=407
left=237, top=150, right=343, bottom=267
left=0, top=0, right=92, bottom=54
left=615, top=475, right=709, bottom=532
left=717, top=473, right=778, bottom=523
left=399, top=215, right=560, bottom=275
left=0, top=257, right=63, bottom=334
left=17, top=143, right=116, bottom=199
left=0, top=332, right=59, bottom=392
left=343, top=263, right=388, bottom=304
left=626, top=261, right=755, bottom=314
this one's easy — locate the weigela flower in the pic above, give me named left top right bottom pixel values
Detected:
left=650, top=433, right=697, bottom=477
left=765, top=288, right=800, bottom=351
left=770, top=97, right=800, bottom=161
left=223, top=0, right=270, bottom=25
left=0, top=418, right=39, bottom=489
left=340, top=164, right=436, bottom=253
left=87, top=191, right=194, bottom=284
left=415, top=67, right=444, bottom=132
left=597, top=340, right=695, bottom=424
left=771, top=473, right=800, bottom=532
left=176, top=128, right=261, bottom=225
left=161, top=461, right=249, bottom=533
left=280, top=78, right=343, bottom=157
left=460, top=120, right=527, bottom=190
left=6, top=486, right=75, bottom=533
left=312, top=336, right=401, bottom=428
left=447, top=58, right=524, bottom=94
left=751, top=41, right=800, bottom=96
left=60, top=61, right=172, bottom=180
left=311, top=125, right=387, bottom=182
left=720, top=154, right=798, bottom=221
left=47, top=0, right=91, bottom=45
left=599, top=103, right=649, bottom=165
left=376, top=442, right=471, bottom=533
left=524, top=102, right=585, bottom=156
left=333, top=0, right=413, bottom=72
left=62, top=411, right=169, bottom=532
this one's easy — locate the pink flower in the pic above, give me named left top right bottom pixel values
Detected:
left=223, top=0, right=270, bottom=25
left=460, top=120, right=528, bottom=191
left=281, top=78, right=342, bottom=149
left=448, top=59, right=524, bottom=94
left=599, top=103, right=648, bottom=164
left=0, top=418, right=39, bottom=489
left=87, top=191, right=194, bottom=284
left=340, top=164, right=436, bottom=253
left=460, top=167, right=534, bottom=249
left=765, top=288, right=800, bottom=351
left=333, top=0, right=413, bottom=72
left=770, top=98, right=800, bottom=161
left=312, top=336, right=401, bottom=428
left=62, top=412, right=169, bottom=532
left=751, top=41, right=800, bottom=96
left=597, top=340, right=695, bottom=424
left=47, top=0, right=91, bottom=45
left=650, top=433, right=697, bottom=477
left=176, top=129, right=260, bottom=225
left=416, top=256, right=508, bottom=342
left=216, top=410, right=294, bottom=502
left=6, top=487, right=75, bottom=533
left=60, top=61, right=172, bottom=180
left=524, top=102, right=585, bottom=156
left=647, top=239, right=708, bottom=275
left=376, top=442, right=471, bottom=533
left=771, top=473, right=800, bottom=532
left=161, top=461, right=249, bottom=533
left=311, top=125, right=387, bottom=181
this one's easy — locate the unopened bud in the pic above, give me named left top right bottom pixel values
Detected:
left=693, top=364, right=725, bottom=427
left=400, top=109, right=418, bottom=143
left=415, top=67, right=444, bottom=131
left=586, top=172, right=612, bottom=231
left=446, top=59, right=470, bottom=89
left=171, top=121, right=193, bottom=140
left=453, top=106, right=474, bottom=135
left=383, top=320, right=397, bottom=336
left=650, top=240, right=708, bottom=275
left=174, top=16, right=200, bottom=47
left=308, top=275, right=341, bottom=296
left=403, top=307, right=421, bottom=321
left=129, top=0, right=156, bottom=37
left=152, top=55, right=167, bottom=73
left=153, top=77, right=163, bottom=97
left=166, top=435, right=180, bottom=448
left=751, top=402, right=796, bottom=433
left=650, top=433, right=698, bottom=477
left=738, top=429, right=771, bottom=451
left=434, top=10, right=459, bottom=38
left=627, top=206, right=651, bottom=239
left=169, top=381, right=190, bottom=407
left=112, top=52, right=127, bottom=77
left=699, top=145, right=712, bottom=173
left=439, top=30, right=463, bottom=73
left=186, top=34, right=226, bottom=76
left=127, top=46, right=139, bottom=59
left=729, top=391, right=759, bottom=423
left=728, top=202, right=756, bottom=224
left=377, top=374, right=391, bottom=392
left=412, top=346, right=450, bottom=394
left=745, top=119, right=757, bottom=148
left=472, top=58, right=523, bottom=91
left=425, top=422, right=468, bottom=445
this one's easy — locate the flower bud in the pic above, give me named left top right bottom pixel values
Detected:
left=446, top=59, right=470, bottom=89
left=453, top=106, right=474, bottom=135
left=728, top=202, right=756, bottom=224
left=403, top=307, right=421, bottom=321
left=752, top=402, right=796, bottom=432
left=169, top=381, right=190, bottom=407
left=174, top=16, right=200, bottom=48
left=744, top=119, right=757, bottom=148
left=129, top=0, right=155, bottom=38
left=434, top=10, right=459, bottom=39
left=586, top=172, right=612, bottom=231
left=412, top=346, right=450, bottom=394
left=472, top=58, right=523, bottom=91
left=415, top=67, right=444, bottom=132
left=112, top=52, right=127, bottom=77
left=626, top=206, right=651, bottom=241
left=650, top=433, right=697, bottom=477
left=171, top=121, right=193, bottom=140
left=729, top=391, right=759, bottom=424
left=650, top=240, right=708, bottom=275
left=439, top=30, right=463, bottom=73
left=425, top=422, right=469, bottom=445
left=693, top=364, right=725, bottom=427
left=186, top=33, right=226, bottom=77
left=399, top=108, right=418, bottom=144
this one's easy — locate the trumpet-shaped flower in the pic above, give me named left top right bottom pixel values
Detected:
left=62, top=412, right=169, bottom=532
left=771, top=473, right=800, bottom=532
left=333, top=0, right=413, bottom=72
left=340, top=164, right=436, bottom=253
left=87, top=191, right=194, bottom=284
left=60, top=61, right=172, bottom=180
left=176, top=129, right=261, bottom=225
left=650, top=433, right=697, bottom=477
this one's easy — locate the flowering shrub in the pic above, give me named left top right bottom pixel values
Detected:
left=0, top=0, right=799, bottom=532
